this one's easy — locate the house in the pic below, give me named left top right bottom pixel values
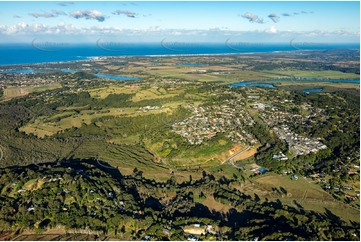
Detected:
left=206, top=225, right=216, bottom=234
left=187, top=234, right=198, bottom=241
left=142, top=235, right=151, bottom=241
left=345, top=195, right=357, bottom=201
left=290, top=174, right=298, bottom=180
left=348, top=171, right=358, bottom=175
left=258, top=168, right=267, bottom=174
left=254, top=168, right=267, bottom=175
left=27, top=207, right=35, bottom=212
left=309, top=174, right=319, bottom=178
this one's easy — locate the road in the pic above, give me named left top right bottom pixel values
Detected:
left=222, top=146, right=250, bottom=168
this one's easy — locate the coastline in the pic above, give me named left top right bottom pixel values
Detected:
left=0, top=44, right=359, bottom=67
left=0, top=51, right=263, bottom=67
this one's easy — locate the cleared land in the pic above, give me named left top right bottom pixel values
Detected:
left=232, top=147, right=258, bottom=161
left=183, top=226, right=205, bottom=235
left=202, top=195, right=232, bottom=213
left=2, top=83, right=62, bottom=100
left=132, top=88, right=182, bottom=102
left=236, top=173, right=360, bottom=223
left=88, top=86, right=138, bottom=99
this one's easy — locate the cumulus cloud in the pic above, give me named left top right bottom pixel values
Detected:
left=112, top=10, right=137, bottom=18
left=265, top=26, right=277, bottom=33
left=241, top=12, right=265, bottom=24
left=70, top=10, right=106, bottom=22
left=58, top=2, right=74, bottom=7
left=0, top=21, right=359, bottom=45
left=0, top=22, right=83, bottom=35
left=0, top=22, right=28, bottom=35
left=30, top=10, right=67, bottom=18
left=268, top=13, right=280, bottom=23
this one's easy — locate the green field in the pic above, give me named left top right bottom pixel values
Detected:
left=2, top=83, right=62, bottom=100
left=261, top=70, right=360, bottom=79
left=238, top=173, right=360, bottom=223
left=277, top=82, right=360, bottom=93
left=88, top=85, right=138, bottom=99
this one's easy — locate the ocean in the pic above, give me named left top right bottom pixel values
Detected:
left=0, top=43, right=359, bottom=66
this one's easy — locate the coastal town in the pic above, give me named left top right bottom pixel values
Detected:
left=0, top=71, right=62, bottom=89
left=172, top=86, right=329, bottom=158
left=172, top=102, right=257, bottom=145
left=242, top=88, right=330, bottom=156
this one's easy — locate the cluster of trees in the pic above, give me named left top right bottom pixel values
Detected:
left=248, top=116, right=288, bottom=170
left=291, top=91, right=360, bottom=185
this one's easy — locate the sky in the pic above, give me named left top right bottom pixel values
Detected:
left=0, top=1, right=359, bottom=43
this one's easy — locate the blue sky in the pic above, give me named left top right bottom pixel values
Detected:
left=0, top=1, right=359, bottom=43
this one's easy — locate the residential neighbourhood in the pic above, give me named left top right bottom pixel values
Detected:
left=273, top=125, right=327, bottom=156
left=172, top=102, right=257, bottom=145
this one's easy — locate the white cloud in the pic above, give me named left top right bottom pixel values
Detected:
left=265, top=26, right=277, bottom=33
left=241, top=12, right=265, bottom=24
left=1, top=22, right=28, bottom=35
left=70, top=10, right=106, bottom=22
left=0, top=22, right=359, bottom=45
left=112, top=10, right=137, bottom=18
left=30, top=10, right=67, bottom=18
